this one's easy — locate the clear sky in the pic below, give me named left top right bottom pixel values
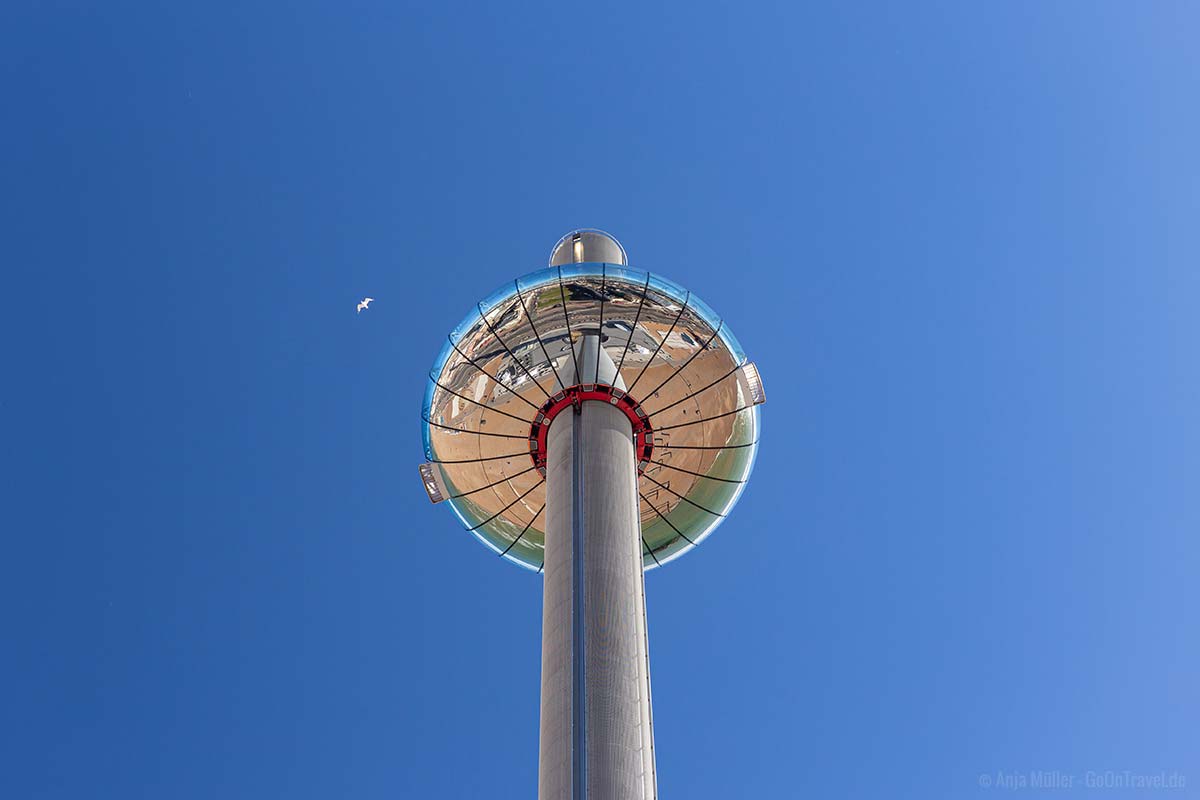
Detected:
left=3, top=2, right=1198, bottom=798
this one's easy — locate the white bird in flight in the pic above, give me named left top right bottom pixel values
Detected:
left=357, top=297, right=374, bottom=314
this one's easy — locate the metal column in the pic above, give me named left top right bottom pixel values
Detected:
left=539, top=336, right=657, bottom=800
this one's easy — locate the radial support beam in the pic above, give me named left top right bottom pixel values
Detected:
left=540, top=337, right=657, bottom=800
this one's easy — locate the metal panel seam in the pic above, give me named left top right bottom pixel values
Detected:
left=571, top=410, right=586, bottom=800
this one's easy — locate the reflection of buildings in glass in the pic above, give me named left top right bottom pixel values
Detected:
left=420, top=231, right=765, bottom=799
left=423, top=262, right=761, bottom=566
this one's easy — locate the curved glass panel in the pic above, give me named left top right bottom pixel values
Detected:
left=422, top=263, right=763, bottom=571
left=479, top=281, right=519, bottom=317
left=646, top=272, right=690, bottom=305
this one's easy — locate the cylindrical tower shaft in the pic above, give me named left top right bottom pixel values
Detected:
left=539, top=337, right=657, bottom=800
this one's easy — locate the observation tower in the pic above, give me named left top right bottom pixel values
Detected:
left=419, top=230, right=766, bottom=800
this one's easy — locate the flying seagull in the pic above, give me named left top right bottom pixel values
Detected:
left=357, top=297, right=374, bottom=314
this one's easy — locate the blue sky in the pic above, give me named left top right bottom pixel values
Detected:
left=3, top=2, right=1198, bottom=798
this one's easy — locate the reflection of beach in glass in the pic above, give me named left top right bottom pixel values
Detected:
left=422, top=263, right=763, bottom=571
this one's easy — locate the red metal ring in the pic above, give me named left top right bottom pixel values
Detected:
left=528, top=384, right=654, bottom=476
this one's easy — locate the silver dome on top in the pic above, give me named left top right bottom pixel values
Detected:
left=548, top=229, right=627, bottom=266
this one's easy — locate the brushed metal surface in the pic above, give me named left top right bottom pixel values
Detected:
left=539, top=340, right=656, bottom=799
